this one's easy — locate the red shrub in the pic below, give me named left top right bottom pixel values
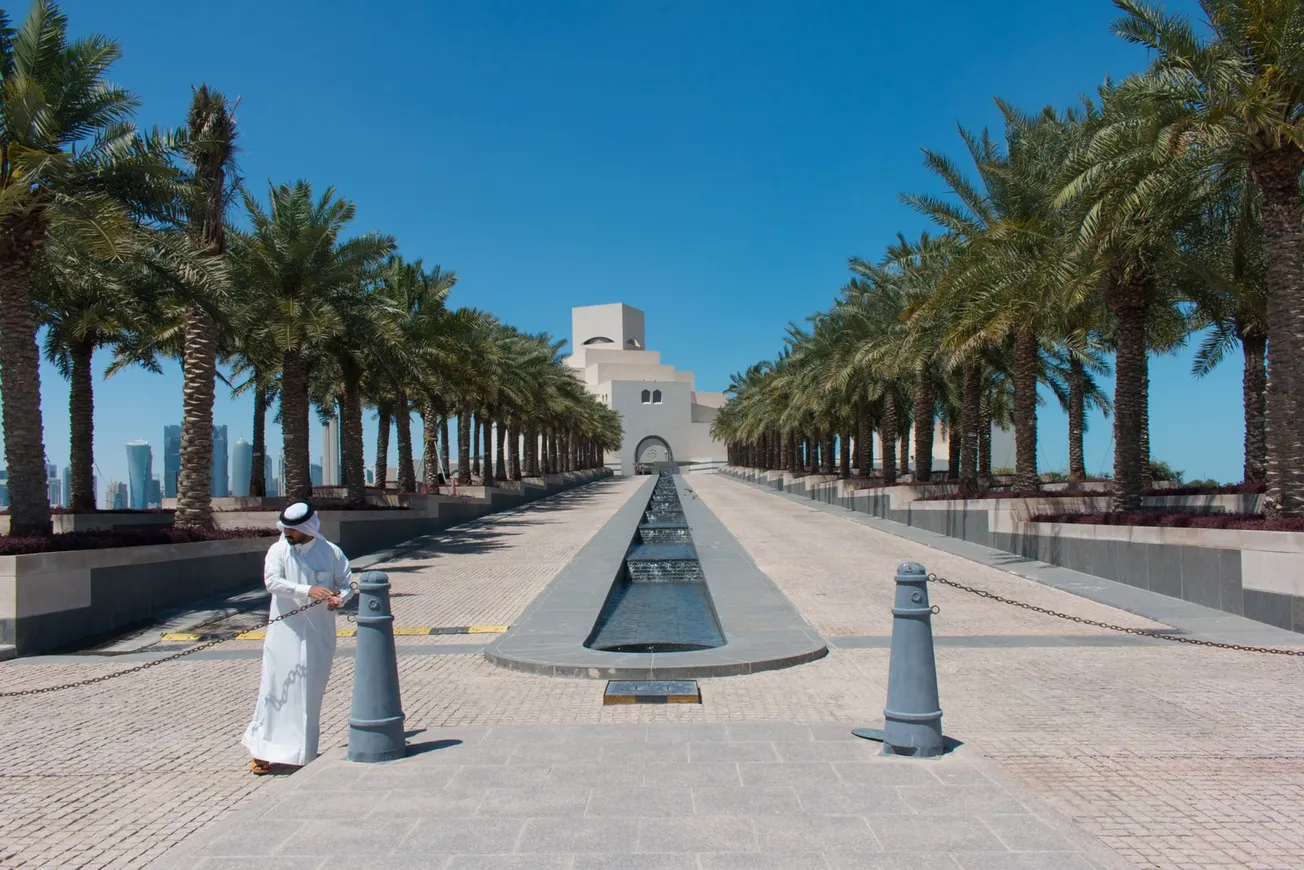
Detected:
left=1027, top=512, right=1304, bottom=532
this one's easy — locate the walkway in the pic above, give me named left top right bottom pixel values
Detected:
left=2, top=471, right=1301, bottom=869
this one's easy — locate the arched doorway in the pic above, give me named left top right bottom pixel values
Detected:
left=635, top=435, right=674, bottom=464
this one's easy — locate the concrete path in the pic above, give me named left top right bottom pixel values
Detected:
left=4, top=470, right=1302, bottom=869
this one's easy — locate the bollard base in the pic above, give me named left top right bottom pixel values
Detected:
left=348, top=746, right=407, bottom=764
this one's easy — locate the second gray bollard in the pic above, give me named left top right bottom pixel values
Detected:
left=348, top=570, right=406, bottom=763
left=880, top=561, right=944, bottom=757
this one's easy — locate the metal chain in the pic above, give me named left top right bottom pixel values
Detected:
left=927, top=573, right=1304, bottom=657
left=1, top=582, right=359, bottom=698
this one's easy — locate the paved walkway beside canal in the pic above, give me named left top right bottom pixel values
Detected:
left=2, top=471, right=1302, bottom=869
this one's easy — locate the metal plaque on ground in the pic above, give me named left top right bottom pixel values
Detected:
left=603, top=680, right=701, bottom=705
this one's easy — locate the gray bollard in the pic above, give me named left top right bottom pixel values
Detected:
left=854, top=562, right=944, bottom=757
left=348, top=570, right=406, bottom=763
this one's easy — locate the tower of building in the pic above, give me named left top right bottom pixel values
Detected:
left=163, top=425, right=181, bottom=499
left=322, top=416, right=341, bottom=486
left=231, top=438, right=253, bottom=498
left=125, top=441, right=153, bottom=510
left=212, top=424, right=229, bottom=497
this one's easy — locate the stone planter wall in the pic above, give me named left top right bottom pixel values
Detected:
left=723, top=467, right=1304, bottom=634
left=0, top=512, right=177, bottom=536
left=2, top=469, right=612, bottom=657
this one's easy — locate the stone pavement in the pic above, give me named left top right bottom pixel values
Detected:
left=151, top=723, right=1124, bottom=870
left=2, top=472, right=1302, bottom=869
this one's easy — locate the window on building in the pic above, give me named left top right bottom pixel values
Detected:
left=583, top=336, right=614, bottom=345
left=641, top=389, right=651, bottom=404
left=652, top=390, right=662, bottom=404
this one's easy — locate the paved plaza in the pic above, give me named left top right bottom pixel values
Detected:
left=1, top=474, right=1302, bottom=869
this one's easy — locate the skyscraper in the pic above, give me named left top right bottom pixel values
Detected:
left=163, top=425, right=181, bottom=499
left=60, top=466, right=70, bottom=508
left=322, top=416, right=341, bottom=486
left=212, top=424, right=229, bottom=497
left=106, top=480, right=128, bottom=510
left=310, top=463, right=323, bottom=487
left=47, top=479, right=61, bottom=509
left=125, top=441, right=152, bottom=510
left=265, top=455, right=277, bottom=497
left=148, top=477, right=162, bottom=508
left=231, top=438, right=253, bottom=498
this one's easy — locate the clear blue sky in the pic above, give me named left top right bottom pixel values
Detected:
left=15, top=0, right=1233, bottom=490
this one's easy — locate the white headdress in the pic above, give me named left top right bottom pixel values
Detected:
left=277, top=502, right=320, bottom=539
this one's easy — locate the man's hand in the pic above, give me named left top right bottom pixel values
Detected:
left=308, top=586, right=333, bottom=601
left=326, top=596, right=342, bottom=610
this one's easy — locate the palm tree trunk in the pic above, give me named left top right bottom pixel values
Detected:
left=280, top=348, right=313, bottom=501
left=899, top=432, right=909, bottom=475
left=1067, top=356, right=1086, bottom=482
left=913, top=369, right=934, bottom=483
left=457, top=408, right=473, bottom=485
left=881, top=393, right=898, bottom=486
left=1140, top=359, right=1152, bottom=491
left=422, top=400, right=440, bottom=490
left=857, top=406, right=873, bottom=476
left=175, top=309, right=218, bottom=527
left=947, top=414, right=961, bottom=481
left=979, top=403, right=992, bottom=478
left=482, top=415, right=496, bottom=487
left=1109, top=277, right=1150, bottom=511
left=839, top=431, right=851, bottom=478
left=439, top=416, right=451, bottom=482
left=375, top=401, right=392, bottom=490
left=1241, top=327, right=1268, bottom=483
left=0, top=243, right=52, bottom=535
left=250, top=382, right=269, bottom=497
left=495, top=421, right=507, bottom=480
left=959, top=363, right=981, bottom=492
left=1013, top=326, right=1039, bottom=491
left=506, top=422, right=519, bottom=480
left=1249, top=149, right=1304, bottom=515
left=472, top=417, right=481, bottom=478
left=68, top=341, right=96, bottom=512
left=820, top=432, right=834, bottom=474
left=341, top=374, right=365, bottom=507
left=396, top=389, right=416, bottom=492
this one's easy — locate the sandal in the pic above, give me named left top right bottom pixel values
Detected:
left=249, top=759, right=273, bottom=776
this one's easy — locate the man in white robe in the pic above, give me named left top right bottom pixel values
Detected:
left=243, top=502, right=353, bottom=774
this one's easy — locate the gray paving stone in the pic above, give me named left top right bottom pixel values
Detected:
left=977, top=815, right=1077, bottom=852
left=355, top=765, right=461, bottom=790
left=897, top=785, right=1030, bottom=815
left=197, top=821, right=307, bottom=857
left=866, top=815, right=1007, bottom=852
left=263, top=791, right=385, bottom=819
left=636, top=817, right=757, bottom=852
left=725, top=723, right=814, bottom=742
left=477, top=786, right=591, bottom=817
left=586, top=786, right=694, bottom=817
left=831, top=762, right=941, bottom=786
left=824, top=854, right=960, bottom=870
left=509, top=742, right=608, bottom=765
left=277, top=820, right=417, bottom=856
left=572, top=855, right=697, bottom=870
left=753, top=815, right=880, bottom=852
left=643, top=761, right=742, bottom=787
left=600, top=742, right=688, bottom=764
left=196, top=859, right=327, bottom=870
left=563, top=725, right=649, bottom=744
left=394, top=818, right=526, bottom=855
left=698, top=853, right=830, bottom=869
left=688, top=741, right=779, bottom=763
left=693, top=786, right=801, bottom=815
left=642, top=723, right=730, bottom=743
left=791, top=784, right=914, bottom=815
left=447, top=764, right=552, bottom=789
left=518, top=818, right=639, bottom=853
left=445, top=856, right=570, bottom=870
left=739, top=762, right=838, bottom=786
left=949, top=854, right=1096, bottom=870
left=481, top=725, right=571, bottom=745
left=369, top=789, right=484, bottom=818
left=546, top=764, right=645, bottom=787
left=772, top=740, right=877, bottom=762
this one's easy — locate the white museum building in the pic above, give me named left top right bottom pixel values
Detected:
left=565, top=303, right=728, bottom=475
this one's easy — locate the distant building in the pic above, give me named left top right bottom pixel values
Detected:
left=231, top=438, right=253, bottom=498
left=163, top=425, right=181, bottom=498
left=106, top=480, right=128, bottom=510
left=212, top=425, right=229, bottom=497
left=0, top=468, right=8, bottom=508
left=125, top=441, right=152, bottom=510
left=47, top=479, right=61, bottom=509
left=322, top=417, right=341, bottom=486
left=60, top=466, right=70, bottom=508
left=148, top=477, right=162, bottom=508
left=310, top=463, right=323, bottom=487
left=564, top=303, right=727, bottom=475
left=265, top=455, right=277, bottom=497
left=46, top=462, right=57, bottom=481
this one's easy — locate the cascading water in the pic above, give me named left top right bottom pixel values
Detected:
left=584, top=471, right=725, bottom=653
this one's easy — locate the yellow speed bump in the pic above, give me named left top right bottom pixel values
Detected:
left=161, top=632, right=202, bottom=641
left=468, top=625, right=509, bottom=633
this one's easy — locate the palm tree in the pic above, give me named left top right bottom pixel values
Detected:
left=0, top=2, right=168, bottom=534
left=232, top=181, right=394, bottom=500
left=174, top=85, right=238, bottom=528
left=1112, top=0, right=1304, bottom=512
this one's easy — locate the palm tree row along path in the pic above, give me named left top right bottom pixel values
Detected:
left=0, top=1, right=621, bottom=537
left=713, top=1, right=1304, bottom=517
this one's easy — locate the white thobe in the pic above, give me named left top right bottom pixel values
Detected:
left=242, top=535, right=353, bottom=766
